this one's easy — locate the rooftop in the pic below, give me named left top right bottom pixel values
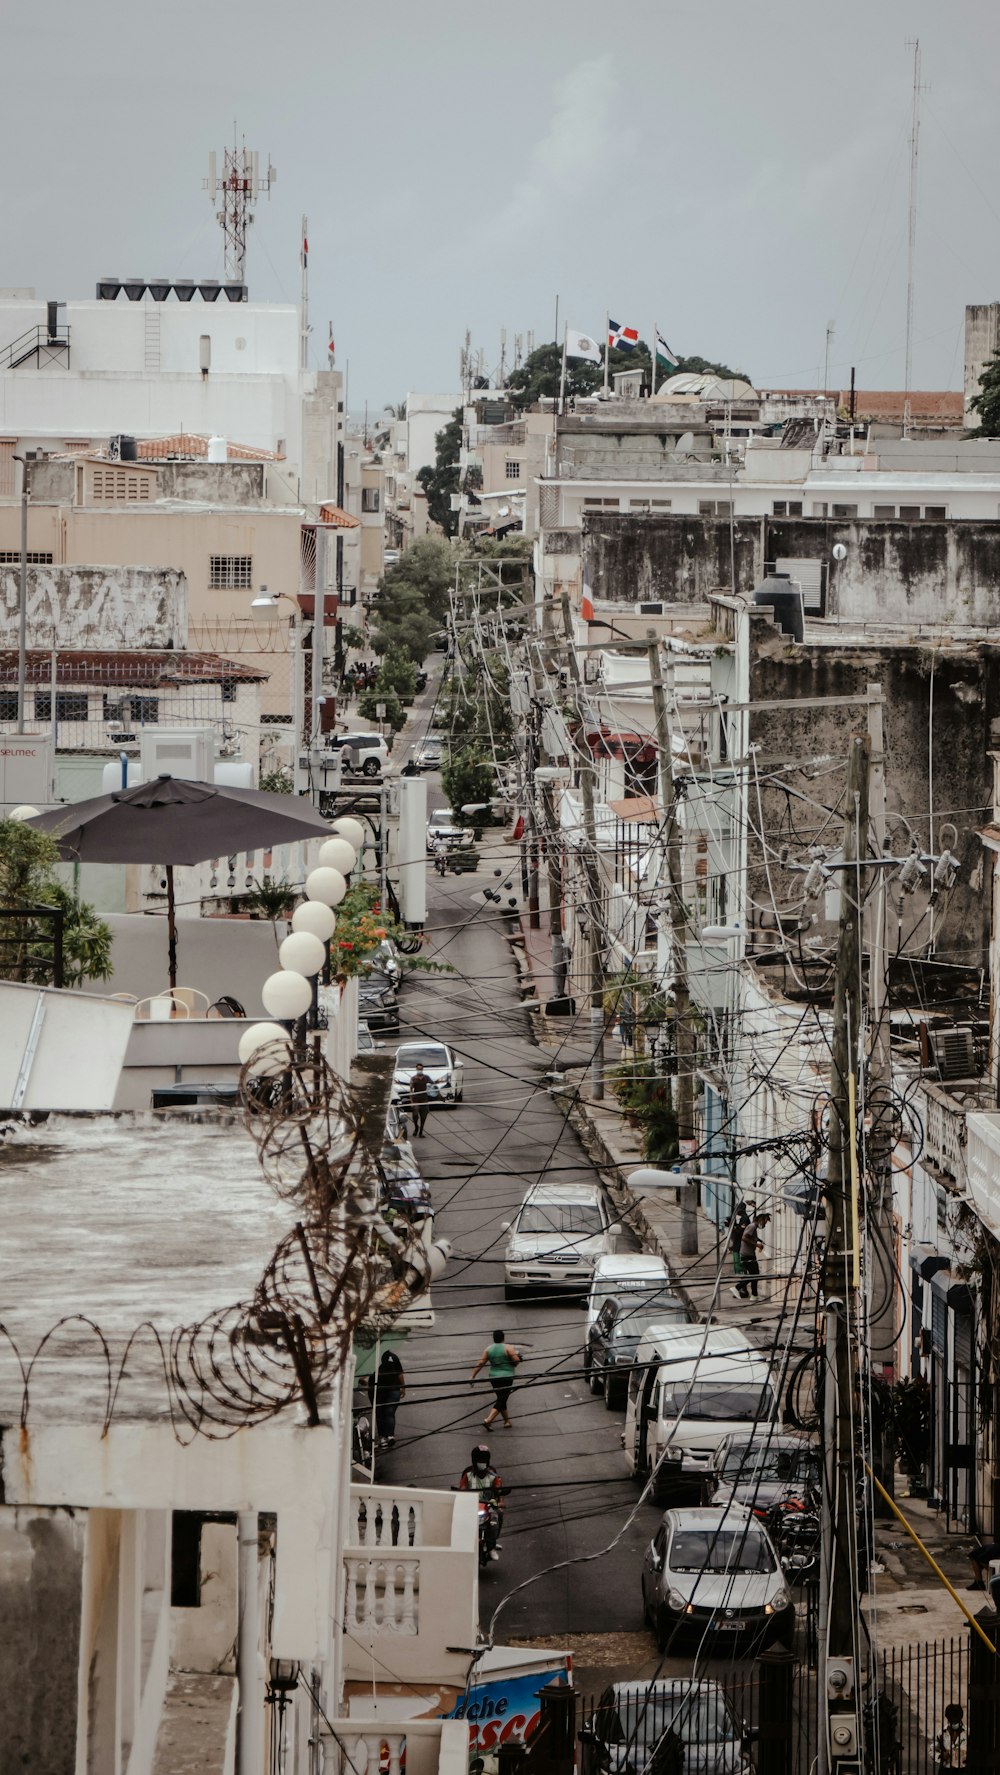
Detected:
left=0, top=1112, right=289, bottom=1423
left=0, top=649, right=267, bottom=686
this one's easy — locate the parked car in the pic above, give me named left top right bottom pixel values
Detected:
left=641, top=1505, right=795, bottom=1654
left=624, top=1325, right=779, bottom=1502
left=326, top=732, right=391, bottom=778
left=380, top=1143, right=433, bottom=1220
left=703, top=1430, right=820, bottom=1514
left=503, top=1181, right=613, bottom=1300
left=580, top=1680, right=751, bottom=1775
left=587, top=1292, right=690, bottom=1410
left=416, top=733, right=445, bottom=771
left=426, top=807, right=474, bottom=851
left=358, top=978, right=399, bottom=1032
left=584, top=1253, right=673, bottom=1340
left=392, top=1039, right=464, bottom=1105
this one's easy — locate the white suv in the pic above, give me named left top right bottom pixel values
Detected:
left=503, top=1182, right=613, bottom=1299
left=327, top=733, right=391, bottom=778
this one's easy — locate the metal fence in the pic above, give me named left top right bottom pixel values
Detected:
left=0, top=904, right=64, bottom=987
left=876, top=1636, right=969, bottom=1773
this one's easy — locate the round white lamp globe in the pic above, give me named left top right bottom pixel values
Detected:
left=261, top=969, right=313, bottom=1020
left=332, top=816, right=365, bottom=851
left=318, top=836, right=357, bottom=875
left=305, top=866, right=347, bottom=907
left=832, top=542, right=848, bottom=562
left=278, top=930, right=326, bottom=976
left=8, top=805, right=40, bottom=822
left=238, top=1021, right=292, bottom=1066
left=291, top=900, right=336, bottom=943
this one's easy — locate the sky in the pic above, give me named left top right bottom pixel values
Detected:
left=7, top=0, right=1000, bottom=413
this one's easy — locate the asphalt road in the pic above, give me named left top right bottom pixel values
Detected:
left=373, top=812, right=662, bottom=1640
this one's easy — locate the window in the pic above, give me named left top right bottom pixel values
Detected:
left=873, top=504, right=896, bottom=519
left=898, top=504, right=920, bottom=521
left=505, top=461, right=521, bottom=480
left=361, top=487, right=380, bottom=512
left=699, top=500, right=733, bottom=517
left=0, top=550, right=53, bottom=565
left=209, top=555, right=253, bottom=589
left=831, top=503, right=858, bottom=518
left=772, top=500, right=802, bottom=516
left=0, top=691, right=18, bottom=720
left=220, top=678, right=238, bottom=704
left=924, top=505, right=947, bottom=520
left=130, top=696, right=159, bottom=724
left=103, top=694, right=126, bottom=722
left=812, top=502, right=828, bottom=517
left=35, top=692, right=89, bottom=722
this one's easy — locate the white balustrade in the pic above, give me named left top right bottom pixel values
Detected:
left=322, top=1718, right=469, bottom=1775
left=350, top=1486, right=423, bottom=1548
left=344, top=1554, right=419, bottom=1635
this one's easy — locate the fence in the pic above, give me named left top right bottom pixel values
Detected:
left=877, top=1636, right=969, bottom=1772
left=0, top=905, right=64, bottom=987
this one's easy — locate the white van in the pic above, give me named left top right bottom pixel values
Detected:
left=584, top=1253, right=673, bottom=1336
left=503, top=1181, right=612, bottom=1299
left=624, top=1324, right=778, bottom=1503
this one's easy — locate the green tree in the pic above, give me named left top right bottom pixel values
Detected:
left=506, top=339, right=750, bottom=410
left=372, top=536, right=455, bottom=664
left=417, top=409, right=462, bottom=534
left=0, top=819, right=113, bottom=986
left=970, top=350, right=1000, bottom=435
left=244, top=874, right=297, bottom=947
left=358, top=687, right=405, bottom=732
left=441, top=748, right=496, bottom=832
left=375, top=642, right=417, bottom=702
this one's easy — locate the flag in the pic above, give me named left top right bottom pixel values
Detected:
left=655, top=330, right=678, bottom=372
left=565, top=328, right=602, bottom=364
left=328, top=323, right=335, bottom=359
left=609, top=319, right=639, bottom=353
left=302, top=232, right=308, bottom=270
left=581, top=590, right=595, bottom=623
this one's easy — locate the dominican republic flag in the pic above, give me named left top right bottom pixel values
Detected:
left=655, top=330, right=678, bottom=372
left=609, top=319, right=639, bottom=352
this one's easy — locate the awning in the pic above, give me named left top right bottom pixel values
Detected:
left=908, top=1243, right=950, bottom=1281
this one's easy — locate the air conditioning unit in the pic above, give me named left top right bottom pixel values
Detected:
left=140, top=727, right=215, bottom=784
left=634, top=600, right=665, bottom=616
left=929, top=1026, right=976, bottom=1080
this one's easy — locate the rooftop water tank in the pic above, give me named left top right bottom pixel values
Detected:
left=207, top=435, right=227, bottom=464
left=752, top=571, right=804, bottom=643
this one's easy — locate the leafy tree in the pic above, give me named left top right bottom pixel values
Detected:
left=340, top=624, right=366, bottom=652
left=358, top=687, right=405, bottom=732
left=0, top=818, right=113, bottom=986
left=372, top=537, right=455, bottom=664
left=374, top=643, right=417, bottom=702
left=244, top=873, right=297, bottom=947
left=417, top=410, right=462, bottom=534
left=371, top=601, right=439, bottom=666
left=506, top=339, right=750, bottom=410
left=970, top=350, right=1000, bottom=435
left=258, top=764, right=293, bottom=794
left=441, top=748, right=496, bottom=832
left=330, top=882, right=399, bottom=977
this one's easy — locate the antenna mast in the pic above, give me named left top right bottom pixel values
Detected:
left=903, top=39, right=922, bottom=438
left=300, top=215, right=310, bottom=371
left=205, top=130, right=277, bottom=284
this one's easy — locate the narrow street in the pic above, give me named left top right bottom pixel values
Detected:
left=375, top=834, right=660, bottom=1642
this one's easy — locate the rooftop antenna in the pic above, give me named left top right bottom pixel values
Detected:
left=205, top=128, right=277, bottom=284
left=903, top=39, right=925, bottom=438
left=499, top=327, right=507, bottom=389
left=300, top=214, right=310, bottom=370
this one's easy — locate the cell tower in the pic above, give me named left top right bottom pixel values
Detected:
left=205, top=131, right=277, bottom=283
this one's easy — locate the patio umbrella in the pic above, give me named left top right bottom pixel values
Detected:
left=27, top=775, right=335, bottom=988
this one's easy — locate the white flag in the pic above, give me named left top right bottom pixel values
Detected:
left=565, top=328, right=602, bottom=364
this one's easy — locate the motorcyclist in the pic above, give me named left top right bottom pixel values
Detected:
left=432, top=835, right=449, bottom=876
left=459, top=1443, right=504, bottom=1560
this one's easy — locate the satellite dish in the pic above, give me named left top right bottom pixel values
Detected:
left=676, top=432, right=695, bottom=455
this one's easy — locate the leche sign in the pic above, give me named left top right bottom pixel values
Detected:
left=449, top=1673, right=569, bottom=1757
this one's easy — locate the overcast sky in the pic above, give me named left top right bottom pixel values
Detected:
left=9, top=1, right=1000, bottom=412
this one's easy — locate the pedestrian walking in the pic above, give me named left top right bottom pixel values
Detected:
left=367, top=1349, right=405, bottom=1448
left=735, top=1212, right=770, bottom=1299
left=471, top=1329, right=521, bottom=1428
left=728, top=1201, right=750, bottom=1290
left=409, top=1062, right=432, bottom=1135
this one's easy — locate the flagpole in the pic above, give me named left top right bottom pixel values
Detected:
left=651, top=322, right=657, bottom=398
left=559, top=324, right=568, bottom=416
left=603, top=312, right=610, bottom=394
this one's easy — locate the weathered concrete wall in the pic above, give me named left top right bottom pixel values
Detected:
left=0, top=564, right=187, bottom=648
left=559, top=430, right=721, bottom=478
left=26, top=458, right=75, bottom=501
left=157, top=461, right=265, bottom=505
left=965, top=301, right=1000, bottom=423
left=0, top=1506, right=85, bottom=1773
left=584, top=514, right=760, bottom=604
left=745, top=614, right=996, bottom=965
left=769, top=516, right=1000, bottom=625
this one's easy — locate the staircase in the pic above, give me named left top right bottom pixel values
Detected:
left=0, top=325, right=70, bottom=370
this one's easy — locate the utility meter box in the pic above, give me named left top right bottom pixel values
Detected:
left=0, top=732, right=53, bottom=809
left=140, top=726, right=214, bottom=784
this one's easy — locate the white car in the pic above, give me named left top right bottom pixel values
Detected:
left=391, top=1040, right=464, bottom=1106
left=503, top=1182, right=613, bottom=1299
left=426, top=807, right=473, bottom=852
left=327, top=732, right=391, bottom=778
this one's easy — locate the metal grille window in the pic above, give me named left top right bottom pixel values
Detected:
left=209, top=555, right=253, bottom=589
left=505, top=461, right=521, bottom=480
left=0, top=691, right=18, bottom=720
left=130, top=697, right=159, bottom=724
left=35, top=691, right=90, bottom=722
left=924, top=505, right=947, bottom=520
left=0, top=551, right=54, bottom=565
left=361, top=487, right=380, bottom=512
left=221, top=678, right=238, bottom=704
left=771, top=501, right=803, bottom=516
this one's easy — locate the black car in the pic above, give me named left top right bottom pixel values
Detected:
left=358, top=978, right=400, bottom=1032
left=587, top=1294, right=690, bottom=1410
left=380, top=1145, right=433, bottom=1220
left=703, top=1431, right=821, bottom=1513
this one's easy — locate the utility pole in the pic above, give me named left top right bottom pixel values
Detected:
left=540, top=779, right=568, bottom=1000
left=561, top=592, right=605, bottom=1100
left=16, top=464, right=28, bottom=733
left=821, top=730, right=870, bottom=1772
left=647, top=633, right=698, bottom=1256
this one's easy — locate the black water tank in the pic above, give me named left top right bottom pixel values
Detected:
left=753, top=571, right=804, bottom=643
left=118, top=435, right=137, bottom=462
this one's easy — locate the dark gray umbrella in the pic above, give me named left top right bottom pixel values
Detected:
left=28, top=775, right=334, bottom=987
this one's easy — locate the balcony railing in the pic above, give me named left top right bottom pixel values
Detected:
left=323, top=1717, right=470, bottom=1775
left=919, top=1078, right=995, bottom=1188
left=343, top=1485, right=478, bottom=1684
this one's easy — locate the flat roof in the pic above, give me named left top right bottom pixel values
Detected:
left=0, top=1112, right=290, bottom=1424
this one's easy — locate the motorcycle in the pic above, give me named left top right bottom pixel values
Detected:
left=476, top=1494, right=503, bottom=1568
left=769, top=1493, right=821, bottom=1583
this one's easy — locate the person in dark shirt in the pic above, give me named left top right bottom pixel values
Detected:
left=367, top=1349, right=405, bottom=1448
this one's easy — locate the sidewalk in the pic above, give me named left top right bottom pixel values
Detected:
left=511, top=909, right=983, bottom=1648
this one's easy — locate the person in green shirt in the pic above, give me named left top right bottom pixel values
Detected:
left=471, top=1328, right=521, bottom=1429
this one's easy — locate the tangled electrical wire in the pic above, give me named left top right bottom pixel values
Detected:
left=2, top=1045, right=445, bottom=1441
